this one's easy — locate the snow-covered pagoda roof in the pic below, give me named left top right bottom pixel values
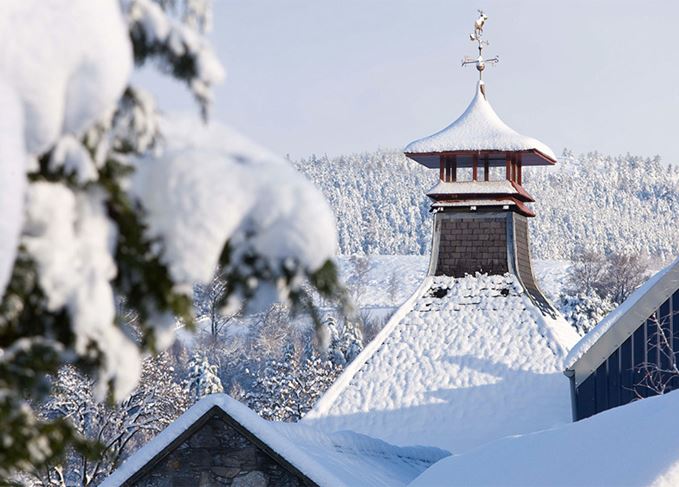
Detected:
left=404, top=81, right=557, bottom=168
left=304, top=274, right=579, bottom=453
left=103, top=394, right=448, bottom=487
left=565, top=256, right=679, bottom=387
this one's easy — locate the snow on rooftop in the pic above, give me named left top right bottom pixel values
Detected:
left=304, top=273, right=579, bottom=453
left=427, top=180, right=520, bottom=196
left=404, top=81, right=556, bottom=161
left=410, top=388, right=679, bottom=487
left=103, top=394, right=447, bottom=487
left=565, top=256, right=679, bottom=372
left=431, top=199, right=519, bottom=208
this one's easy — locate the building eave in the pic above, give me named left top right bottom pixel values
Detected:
left=565, top=257, right=679, bottom=388
left=404, top=149, right=556, bottom=169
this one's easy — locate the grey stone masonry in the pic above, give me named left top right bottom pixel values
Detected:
left=128, top=410, right=310, bottom=487
left=433, top=214, right=508, bottom=277
left=430, top=208, right=557, bottom=317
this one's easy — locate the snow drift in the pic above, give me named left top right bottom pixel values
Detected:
left=410, top=389, right=679, bottom=487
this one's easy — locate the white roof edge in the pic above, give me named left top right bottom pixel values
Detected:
left=304, top=277, right=434, bottom=420
left=102, top=394, right=344, bottom=487
left=565, top=257, right=679, bottom=384
left=403, top=81, right=557, bottom=161
left=427, top=180, right=519, bottom=195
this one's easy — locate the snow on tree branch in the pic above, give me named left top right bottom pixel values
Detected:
left=0, top=0, right=132, bottom=300
left=0, top=0, right=341, bottom=478
left=131, top=117, right=337, bottom=307
left=125, top=0, right=224, bottom=118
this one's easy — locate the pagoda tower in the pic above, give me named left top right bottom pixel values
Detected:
left=404, top=12, right=556, bottom=316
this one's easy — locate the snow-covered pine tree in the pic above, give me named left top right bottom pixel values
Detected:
left=323, top=315, right=364, bottom=366
left=323, top=315, right=345, bottom=366
left=558, top=292, right=615, bottom=335
left=386, top=270, right=401, bottom=304
left=243, top=340, right=343, bottom=422
left=186, top=354, right=224, bottom=403
left=339, top=320, right=364, bottom=365
left=245, top=343, right=299, bottom=421
left=296, top=345, right=344, bottom=419
left=0, top=0, right=342, bottom=477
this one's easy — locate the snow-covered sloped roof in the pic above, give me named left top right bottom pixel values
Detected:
left=410, top=388, right=679, bottom=487
left=565, top=256, right=679, bottom=387
left=404, top=81, right=556, bottom=166
left=304, top=274, right=579, bottom=453
left=103, top=394, right=447, bottom=487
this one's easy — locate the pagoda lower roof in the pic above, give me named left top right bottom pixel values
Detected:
left=431, top=197, right=535, bottom=218
left=427, top=180, right=535, bottom=202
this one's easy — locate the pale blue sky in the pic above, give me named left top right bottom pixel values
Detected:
left=138, top=1, right=679, bottom=164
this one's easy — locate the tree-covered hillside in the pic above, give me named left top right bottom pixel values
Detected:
left=295, top=150, right=679, bottom=260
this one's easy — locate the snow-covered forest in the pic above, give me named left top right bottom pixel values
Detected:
left=294, top=150, right=679, bottom=260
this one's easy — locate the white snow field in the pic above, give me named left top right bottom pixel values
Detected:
left=336, top=255, right=569, bottom=311
left=410, top=388, right=679, bottom=487
left=305, top=273, right=580, bottom=453
left=104, top=394, right=449, bottom=487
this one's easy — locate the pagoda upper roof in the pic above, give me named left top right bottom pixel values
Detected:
left=404, top=81, right=557, bottom=167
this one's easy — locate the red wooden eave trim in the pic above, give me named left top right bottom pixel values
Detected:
left=404, top=148, right=557, bottom=165
left=431, top=196, right=536, bottom=217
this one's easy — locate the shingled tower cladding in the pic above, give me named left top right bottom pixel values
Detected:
left=404, top=12, right=557, bottom=316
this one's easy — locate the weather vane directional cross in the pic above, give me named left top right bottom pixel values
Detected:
left=462, top=10, right=499, bottom=81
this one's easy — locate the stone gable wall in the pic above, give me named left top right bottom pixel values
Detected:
left=131, top=412, right=306, bottom=487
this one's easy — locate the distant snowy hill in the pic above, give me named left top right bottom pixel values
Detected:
left=294, top=150, right=679, bottom=260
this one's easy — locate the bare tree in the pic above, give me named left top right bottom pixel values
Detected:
left=359, top=310, right=387, bottom=343
left=635, top=315, right=678, bottom=397
left=193, top=272, right=238, bottom=338
left=28, top=354, right=187, bottom=486
left=386, top=270, right=401, bottom=304
left=600, top=253, right=650, bottom=304
left=566, top=248, right=607, bottom=296
left=253, top=304, right=297, bottom=360
left=562, top=249, right=650, bottom=334
left=349, top=255, right=372, bottom=307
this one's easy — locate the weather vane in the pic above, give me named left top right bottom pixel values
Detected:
left=462, top=10, right=499, bottom=81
